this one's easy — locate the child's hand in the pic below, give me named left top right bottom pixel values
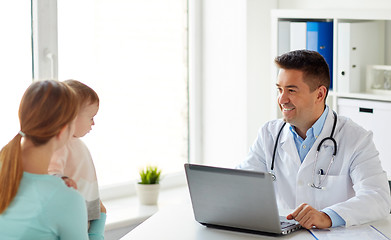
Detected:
left=100, top=200, right=107, bottom=213
left=61, top=176, right=78, bottom=189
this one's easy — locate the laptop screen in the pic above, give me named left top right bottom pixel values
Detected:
left=184, top=163, right=284, bottom=234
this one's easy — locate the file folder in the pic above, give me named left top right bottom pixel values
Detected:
left=278, top=21, right=290, bottom=55
left=337, top=21, right=385, bottom=93
left=290, top=22, right=306, bottom=51
left=306, top=21, right=333, bottom=90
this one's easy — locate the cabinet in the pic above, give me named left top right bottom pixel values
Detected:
left=338, top=98, right=391, bottom=177
left=271, top=9, right=391, bottom=177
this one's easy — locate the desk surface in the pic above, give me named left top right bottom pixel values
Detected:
left=121, top=203, right=391, bottom=240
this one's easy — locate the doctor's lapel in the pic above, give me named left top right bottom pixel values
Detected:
left=279, top=126, right=302, bottom=169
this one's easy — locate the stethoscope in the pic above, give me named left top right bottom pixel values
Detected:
left=269, top=111, right=338, bottom=190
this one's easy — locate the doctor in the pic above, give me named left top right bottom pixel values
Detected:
left=237, top=50, right=391, bottom=229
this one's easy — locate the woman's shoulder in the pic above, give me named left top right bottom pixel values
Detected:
left=30, top=174, right=89, bottom=236
left=17, top=173, right=87, bottom=227
left=23, top=173, right=84, bottom=203
left=37, top=175, right=87, bottom=219
left=49, top=177, right=85, bottom=203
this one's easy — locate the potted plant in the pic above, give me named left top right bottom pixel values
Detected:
left=136, top=166, right=162, bottom=205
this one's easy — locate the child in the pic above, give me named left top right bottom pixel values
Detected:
left=48, top=79, right=105, bottom=223
left=0, top=80, right=105, bottom=239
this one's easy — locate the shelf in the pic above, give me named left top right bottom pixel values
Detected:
left=335, top=92, right=391, bottom=102
left=272, top=9, right=391, bottom=21
left=271, top=9, right=391, bottom=116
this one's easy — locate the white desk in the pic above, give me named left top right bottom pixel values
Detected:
left=121, top=204, right=391, bottom=240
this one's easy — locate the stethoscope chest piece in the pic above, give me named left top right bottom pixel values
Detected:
left=269, top=171, right=276, bottom=182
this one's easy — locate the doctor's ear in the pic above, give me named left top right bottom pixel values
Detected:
left=316, top=86, right=327, bottom=103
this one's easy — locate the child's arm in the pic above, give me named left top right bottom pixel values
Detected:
left=100, top=200, right=106, bottom=213
left=87, top=201, right=107, bottom=240
left=88, top=212, right=106, bottom=240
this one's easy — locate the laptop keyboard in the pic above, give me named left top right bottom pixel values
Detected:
left=280, top=221, right=296, bottom=228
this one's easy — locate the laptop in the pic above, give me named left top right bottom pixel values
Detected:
left=184, top=163, right=302, bottom=235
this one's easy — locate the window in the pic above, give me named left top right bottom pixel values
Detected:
left=57, top=0, right=189, bottom=187
left=0, top=2, right=32, bottom=148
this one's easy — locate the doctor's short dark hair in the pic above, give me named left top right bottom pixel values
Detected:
left=274, top=50, right=330, bottom=96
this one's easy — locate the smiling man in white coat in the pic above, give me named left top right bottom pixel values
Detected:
left=237, top=50, right=391, bottom=229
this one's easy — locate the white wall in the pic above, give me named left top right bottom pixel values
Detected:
left=246, top=0, right=278, bottom=157
left=198, top=0, right=391, bottom=168
left=199, top=0, right=276, bottom=167
left=201, top=0, right=247, bottom=167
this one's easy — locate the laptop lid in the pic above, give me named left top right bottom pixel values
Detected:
left=184, top=163, right=300, bottom=235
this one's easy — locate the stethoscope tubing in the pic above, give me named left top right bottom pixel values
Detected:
left=270, top=111, right=338, bottom=189
left=271, top=122, right=286, bottom=171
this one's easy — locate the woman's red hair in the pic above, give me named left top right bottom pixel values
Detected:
left=0, top=80, right=79, bottom=213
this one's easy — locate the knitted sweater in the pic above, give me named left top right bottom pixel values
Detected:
left=49, top=138, right=101, bottom=220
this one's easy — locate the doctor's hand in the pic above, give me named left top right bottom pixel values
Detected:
left=287, top=203, right=332, bottom=229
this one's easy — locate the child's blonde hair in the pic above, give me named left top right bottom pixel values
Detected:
left=64, top=79, right=99, bottom=108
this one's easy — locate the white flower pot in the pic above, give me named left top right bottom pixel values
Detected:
left=136, top=183, right=160, bottom=205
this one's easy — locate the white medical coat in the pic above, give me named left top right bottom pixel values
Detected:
left=238, top=110, right=391, bottom=227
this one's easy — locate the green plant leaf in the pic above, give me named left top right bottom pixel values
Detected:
left=138, top=165, right=162, bottom=184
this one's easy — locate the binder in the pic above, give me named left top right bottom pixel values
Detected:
left=337, top=23, right=357, bottom=93
left=306, top=21, right=333, bottom=90
left=278, top=21, right=290, bottom=55
left=290, top=22, right=306, bottom=51
left=337, top=21, right=385, bottom=93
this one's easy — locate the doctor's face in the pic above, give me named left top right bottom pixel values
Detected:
left=276, top=69, right=322, bottom=132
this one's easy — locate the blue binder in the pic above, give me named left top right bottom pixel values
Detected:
left=306, top=21, right=333, bottom=90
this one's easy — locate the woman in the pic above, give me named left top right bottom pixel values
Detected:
left=0, top=80, right=105, bottom=239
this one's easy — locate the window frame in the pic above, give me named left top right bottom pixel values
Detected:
left=32, top=0, right=58, bottom=80
left=33, top=0, right=201, bottom=198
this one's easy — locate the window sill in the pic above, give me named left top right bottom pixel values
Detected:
left=103, top=181, right=190, bottom=231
